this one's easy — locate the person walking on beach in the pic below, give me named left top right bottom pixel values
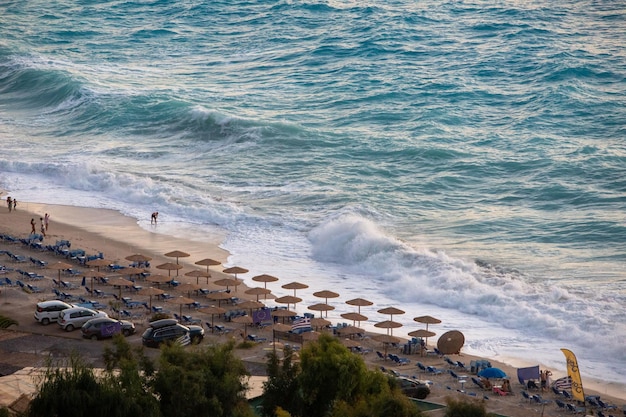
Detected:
left=30, top=218, right=36, bottom=234
left=6, top=197, right=12, bottom=212
left=40, top=218, right=46, bottom=237
left=12, top=199, right=16, bottom=211
left=44, top=213, right=50, bottom=231
left=151, top=211, right=158, bottom=225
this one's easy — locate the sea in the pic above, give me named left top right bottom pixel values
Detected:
left=1, top=0, right=625, bottom=389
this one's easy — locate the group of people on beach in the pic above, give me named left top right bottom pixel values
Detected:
left=6, top=196, right=16, bottom=212
left=30, top=213, right=50, bottom=237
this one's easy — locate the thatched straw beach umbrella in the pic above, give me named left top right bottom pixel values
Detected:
left=198, top=305, right=226, bottom=332
left=310, top=317, right=331, bottom=331
left=107, top=276, right=134, bottom=298
left=195, top=258, right=221, bottom=276
left=373, top=333, right=402, bottom=359
left=313, top=290, right=340, bottom=305
left=168, top=295, right=195, bottom=318
left=271, top=309, right=297, bottom=324
left=245, top=287, right=272, bottom=301
left=252, top=274, right=279, bottom=290
left=346, top=297, right=373, bottom=314
left=274, top=295, right=302, bottom=311
left=341, top=312, right=368, bottom=328
left=84, top=270, right=108, bottom=292
left=223, top=266, right=248, bottom=278
left=237, top=300, right=265, bottom=317
left=156, top=262, right=183, bottom=277
left=206, top=290, right=233, bottom=307
left=164, top=250, right=190, bottom=275
left=185, top=269, right=211, bottom=285
left=214, top=277, right=243, bottom=292
left=378, top=306, right=405, bottom=322
left=146, top=274, right=172, bottom=288
left=374, top=320, right=402, bottom=336
left=125, top=254, right=152, bottom=266
left=337, top=325, right=364, bottom=338
left=231, top=314, right=253, bottom=337
left=139, top=286, right=165, bottom=309
left=281, top=281, right=308, bottom=297
left=308, top=303, right=334, bottom=318
left=86, top=258, right=111, bottom=272
left=47, top=261, right=73, bottom=286
left=176, top=282, right=201, bottom=297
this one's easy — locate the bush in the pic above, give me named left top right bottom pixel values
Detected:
left=444, top=397, right=491, bottom=417
left=0, top=315, right=18, bottom=328
left=403, top=385, right=430, bottom=399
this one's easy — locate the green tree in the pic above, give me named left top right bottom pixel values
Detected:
left=262, top=346, right=300, bottom=416
left=263, top=334, right=421, bottom=417
left=152, top=341, right=254, bottom=417
left=102, top=335, right=160, bottom=416
left=298, top=335, right=370, bottom=417
left=27, top=353, right=157, bottom=417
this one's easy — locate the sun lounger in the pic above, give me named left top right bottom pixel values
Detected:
left=247, top=334, right=267, bottom=343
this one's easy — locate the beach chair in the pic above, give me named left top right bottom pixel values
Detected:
left=566, top=403, right=585, bottom=414
left=247, top=334, right=267, bottom=343
left=555, top=399, right=567, bottom=411
left=532, top=394, right=550, bottom=405
left=597, top=399, right=617, bottom=410
left=417, top=362, right=427, bottom=373
left=376, top=351, right=386, bottom=360
left=444, top=357, right=456, bottom=367
left=182, top=315, right=201, bottom=325
left=426, top=366, right=443, bottom=376
left=27, top=283, right=42, bottom=293
left=521, top=391, right=532, bottom=403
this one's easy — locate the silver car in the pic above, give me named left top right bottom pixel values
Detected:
left=58, top=307, right=108, bottom=331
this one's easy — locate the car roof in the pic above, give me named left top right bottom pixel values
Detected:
left=62, top=306, right=98, bottom=314
left=148, top=319, right=180, bottom=328
left=37, top=300, right=72, bottom=307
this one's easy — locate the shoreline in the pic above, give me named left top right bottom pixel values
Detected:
left=0, top=199, right=624, bottom=407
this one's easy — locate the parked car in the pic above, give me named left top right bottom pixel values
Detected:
left=58, top=307, right=108, bottom=331
left=81, top=317, right=136, bottom=340
left=141, top=318, right=204, bottom=348
left=395, top=376, right=430, bottom=399
left=34, top=300, right=73, bottom=325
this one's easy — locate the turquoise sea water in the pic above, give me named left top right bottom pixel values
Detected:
left=1, top=1, right=625, bottom=386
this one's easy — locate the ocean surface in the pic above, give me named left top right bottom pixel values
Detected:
left=1, top=0, right=625, bottom=387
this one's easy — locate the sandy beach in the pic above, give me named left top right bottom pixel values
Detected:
left=0, top=200, right=624, bottom=416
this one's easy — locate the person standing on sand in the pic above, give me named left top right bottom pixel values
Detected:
left=30, top=218, right=36, bottom=234
left=151, top=211, right=158, bottom=225
left=44, top=213, right=50, bottom=231
left=12, top=199, right=16, bottom=211
left=7, top=197, right=12, bottom=212
left=40, top=218, right=46, bottom=237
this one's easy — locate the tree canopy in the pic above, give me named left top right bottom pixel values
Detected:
left=262, top=334, right=422, bottom=417
left=27, top=335, right=254, bottom=417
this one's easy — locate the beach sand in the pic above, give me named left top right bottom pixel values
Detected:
left=0, top=201, right=624, bottom=416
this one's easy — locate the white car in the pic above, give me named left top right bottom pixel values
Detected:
left=34, top=300, right=73, bottom=325
left=58, top=307, right=108, bottom=331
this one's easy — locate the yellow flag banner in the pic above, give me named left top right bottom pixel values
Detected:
left=561, top=348, right=585, bottom=402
